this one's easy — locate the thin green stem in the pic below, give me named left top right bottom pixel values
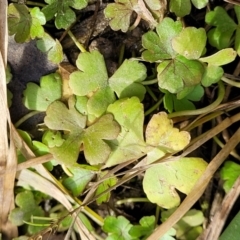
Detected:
left=116, top=198, right=149, bottom=205
left=168, top=81, right=225, bottom=118
left=118, top=44, right=125, bottom=66
left=14, top=110, right=41, bottom=128
left=155, top=206, right=160, bottom=227
left=142, top=78, right=158, bottom=85
left=68, top=30, right=86, bottom=52
left=213, top=136, right=240, bottom=161
left=221, top=76, right=240, bottom=88
left=146, top=86, right=158, bottom=101
left=145, top=97, right=163, bottom=116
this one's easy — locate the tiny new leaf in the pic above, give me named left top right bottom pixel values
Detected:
left=103, top=216, right=135, bottom=240
left=8, top=4, right=46, bottom=42
left=95, top=171, right=118, bottom=205
left=42, top=0, right=87, bottom=29
left=44, top=100, right=120, bottom=165
left=162, top=208, right=204, bottom=239
left=205, top=6, right=238, bottom=50
left=104, top=97, right=146, bottom=168
left=23, top=72, right=62, bottom=111
left=9, top=191, right=45, bottom=234
left=129, top=216, right=155, bottom=238
left=143, top=157, right=207, bottom=208
left=62, top=166, right=96, bottom=196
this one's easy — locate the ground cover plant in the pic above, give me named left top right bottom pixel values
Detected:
left=2, top=0, right=240, bottom=239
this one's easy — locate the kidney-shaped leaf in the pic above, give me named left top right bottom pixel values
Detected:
left=142, top=17, right=182, bottom=62
left=143, top=157, right=207, bottom=209
left=23, top=73, right=62, bottom=111
left=69, top=51, right=108, bottom=96
left=157, top=55, right=205, bottom=93
left=172, top=27, right=206, bottom=59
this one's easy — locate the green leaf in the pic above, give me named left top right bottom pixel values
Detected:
left=95, top=171, right=118, bottom=205
left=29, top=7, right=46, bottom=39
left=70, top=51, right=117, bottom=118
left=164, top=85, right=204, bottom=112
left=205, top=6, right=237, bottom=49
left=62, top=166, right=96, bottom=196
left=36, top=32, right=64, bottom=64
left=102, top=216, right=135, bottom=240
left=23, top=72, right=62, bottom=111
left=129, top=216, right=155, bottom=238
left=8, top=4, right=46, bottom=42
left=220, top=161, right=240, bottom=193
left=42, top=0, right=87, bottom=29
left=82, top=114, right=121, bottom=165
left=146, top=112, right=190, bottom=153
left=45, top=100, right=120, bottom=165
left=104, top=0, right=138, bottom=32
left=162, top=209, right=204, bottom=239
left=69, top=51, right=108, bottom=96
left=104, top=97, right=146, bottom=168
left=87, top=87, right=116, bottom=118
left=143, top=157, right=207, bottom=208
left=142, top=18, right=182, bottom=62
left=42, top=130, right=65, bottom=148
left=169, top=0, right=191, bottom=17
left=200, top=48, right=237, bottom=66
left=172, top=27, right=206, bottom=59
left=109, top=60, right=147, bottom=101
left=191, top=0, right=208, bottom=9
left=9, top=191, right=45, bottom=234
left=44, top=100, right=86, bottom=165
left=220, top=210, right=240, bottom=240
left=157, top=55, right=205, bottom=93
left=201, top=64, right=223, bottom=87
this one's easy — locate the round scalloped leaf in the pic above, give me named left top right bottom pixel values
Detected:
left=157, top=55, right=204, bottom=93
left=23, top=73, right=62, bottom=111
left=172, top=27, right=206, bottom=59
left=143, top=157, right=207, bottom=209
left=146, top=112, right=190, bottom=152
left=69, top=51, right=108, bottom=96
left=169, top=0, right=191, bottom=17
left=142, top=18, right=182, bottom=62
left=104, top=0, right=138, bottom=32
